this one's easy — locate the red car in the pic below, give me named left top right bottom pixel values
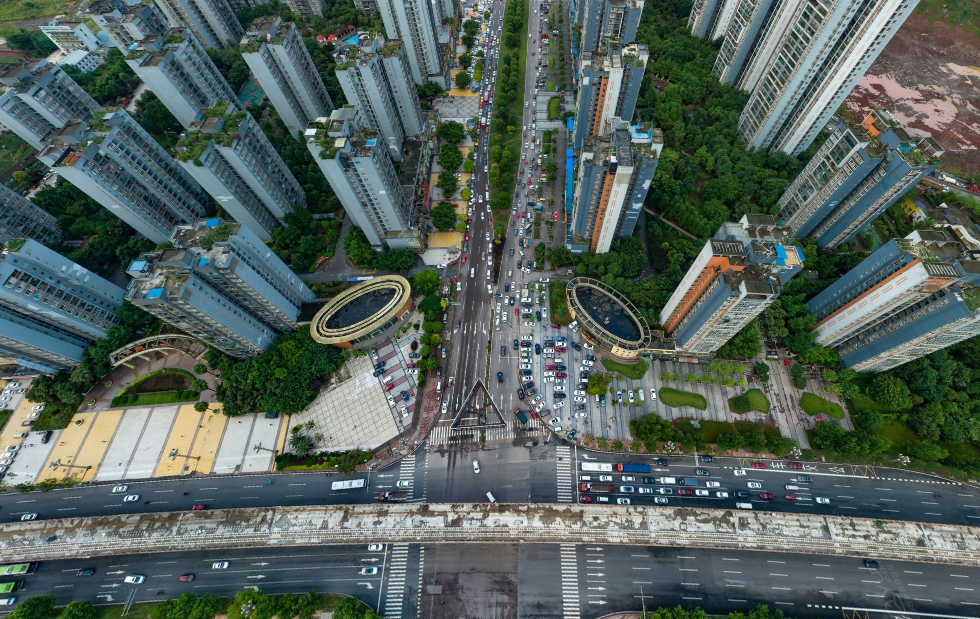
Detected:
left=385, top=384, right=394, bottom=392
left=551, top=323, right=560, bottom=328
left=784, top=359, right=790, bottom=366
left=462, top=256, right=467, bottom=263
left=784, top=494, right=795, bottom=501
left=515, top=308, right=519, bottom=315
left=579, top=495, right=593, bottom=503
left=760, top=492, right=774, bottom=500
left=751, top=462, right=766, bottom=469
left=191, top=504, right=207, bottom=511
left=677, top=488, right=693, bottom=496
left=179, top=574, right=195, bottom=582
left=556, top=372, right=567, bottom=378
left=545, top=365, right=556, bottom=370
left=788, top=461, right=803, bottom=469
left=556, top=347, right=567, bottom=353
left=465, top=233, right=469, bottom=240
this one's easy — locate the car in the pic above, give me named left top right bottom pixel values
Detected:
left=694, top=489, right=710, bottom=497
left=751, top=462, right=766, bottom=469
left=396, top=480, right=412, bottom=488
left=497, top=371, right=504, bottom=383
left=654, top=497, right=669, bottom=504
left=733, top=491, right=750, bottom=499
left=179, top=574, right=195, bottom=582
left=517, top=389, right=525, bottom=400
left=677, top=488, right=693, bottom=496
left=409, top=352, right=420, bottom=359
left=473, top=460, right=481, bottom=473
left=863, top=559, right=880, bottom=569
left=784, top=494, right=796, bottom=501
left=212, top=562, right=230, bottom=569
left=360, top=567, right=379, bottom=575
left=31, top=405, right=44, bottom=411
left=368, top=543, right=384, bottom=551
left=700, top=455, right=714, bottom=463
left=759, top=492, right=774, bottom=500
left=656, top=487, right=672, bottom=495
left=747, top=482, right=762, bottom=489
left=0, top=459, right=12, bottom=466
left=641, top=477, right=657, bottom=484
left=27, top=412, right=41, bottom=419
left=112, top=485, right=128, bottom=493
left=120, top=494, right=141, bottom=503
left=705, top=481, right=720, bottom=488
left=0, top=397, right=9, bottom=402
left=655, top=458, right=669, bottom=466
left=549, top=417, right=562, bottom=425
left=76, top=568, right=96, bottom=577
left=574, top=411, right=587, bottom=418
left=617, top=498, right=630, bottom=505
left=788, top=461, right=803, bottom=469
left=192, top=504, right=207, bottom=510
left=637, top=486, right=653, bottom=494
left=716, top=491, right=729, bottom=498
left=522, top=334, right=533, bottom=341
left=696, top=469, right=709, bottom=476
left=526, top=388, right=538, bottom=396
left=573, top=396, right=586, bottom=403
left=485, top=232, right=490, bottom=241
left=816, top=497, right=831, bottom=504
left=124, top=574, right=145, bottom=584
left=733, top=469, right=746, bottom=476
left=599, top=475, right=613, bottom=482
left=524, top=321, right=535, bottom=326
left=621, top=475, right=635, bottom=482
left=441, top=400, right=449, bottom=414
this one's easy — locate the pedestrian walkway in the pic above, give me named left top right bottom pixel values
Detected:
left=426, top=419, right=545, bottom=445
left=383, top=544, right=411, bottom=619
left=556, top=445, right=573, bottom=502
left=398, top=454, right=418, bottom=501
left=560, top=544, right=581, bottom=619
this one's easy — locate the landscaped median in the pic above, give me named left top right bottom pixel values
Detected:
left=800, top=391, right=845, bottom=418
left=7, top=503, right=980, bottom=567
left=658, top=387, right=707, bottom=410
left=728, top=389, right=771, bottom=415
left=601, top=358, right=649, bottom=380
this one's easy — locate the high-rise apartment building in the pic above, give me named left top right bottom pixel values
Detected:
left=710, top=0, right=777, bottom=84
left=38, top=109, right=209, bottom=244
left=127, top=218, right=312, bottom=357
left=570, top=120, right=661, bottom=254
left=581, top=0, right=644, bottom=54
left=722, top=0, right=920, bottom=155
left=154, top=0, right=244, bottom=49
left=40, top=20, right=101, bottom=53
left=126, top=29, right=240, bottom=128
left=177, top=106, right=306, bottom=242
left=809, top=227, right=980, bottom=372
left=0, top=239, right=124, bottom=371
left=573, top=42, right=648, bottom=148
left=353, top=0, right=377, bottom=17
left=376, top=0, right=445, bottom=87
left=660, top=215, right=804, bottom=356
left=0, top=60, right=100, bottom=149
left=94, top=2, right=171, bottom=54
left=282, top=0, right=324, bottom=19
left=0, top=184, right=61, bottom=245
left=777, top=111, right=943, bottom=249
left=240, top=17, right=335, bottom=139
left=334, top=34, right=424, bottom=162
left=306, top=117, right=421, bottom=250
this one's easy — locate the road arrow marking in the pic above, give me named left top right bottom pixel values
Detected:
left=359, top=582, right=375, bottom=589
left=588, top=600, right=608, bottom=605
left=362, top=558, right=380, bottom=562
left=588, top=587, right=606, bottom=591
left=107, top=570, right=125, bottom=575
left=251, top=562, right=269, bottom=566
left=100, top=584, right=120, bottom=588
left=97, top=595, right=114, bottom=602
left=247, top=575, right=265, bottom=580
left=586, top=559, right=604, bottom=564
left=587, top=573, right=605, bottom=577
left=586, top=546, right=602, bottom=551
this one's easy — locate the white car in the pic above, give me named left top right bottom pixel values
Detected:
left=359, top=567, right=378, bottom=575
left=519, top=364, right=532, bottom=370
left=485, top=232, right=490, bottom=241
left=387, top=395, right=395, bottom=407
left=441, top=400, right=449, bottom=414
left=574, top=390, right=586, bottom=396
left=617, top=498, right=630, bottom=505
left=473, top=460, right=481, bottom=473
left=574, top=412, right=588, bottom=418
left=544, top=377, right=555, bottom=383
left=522, top=335, right=533, bottom=340
left=581, top=360, right=594, bottom=367
left=695, top=489, right=710, bottom=497
left=583, top=343, right=594, bottom=349
left=705, top=481, right=720, bottom=488
left=747, top=482, right=762, bottom=489
left=124, top=574, right=145, bottom=584
left=368, top=543, right=384, bottom=551
left=553, top=401, right=565, bottom=409
left=31, top=405, right=44, bottom=411
left=574, top=396, right=586, bottom=403
left=716, top=491, right=729, bottom=499
left=654, top=497, right=668, bottom=504
left=20, top=513, right=37, bottom=521
left=396, top=480, right=412, bottom=488
left=123, top=495, right=140, bottom=502
left=549, top=417, right=562, bottom=425
left=544, top=371, right=555, bottom=377
left=621, top=475, right=635, bottom=482
left=112, top=485, right=128, bottom=493
left=535, top=402, right=546, bottom=412
left=816, top=497, right=831, bottom=505
left=733, top=469, right=746, bottom=476
left=524, top=321, right=535, bottom=326
left=212, top=561, right=229, bottom=569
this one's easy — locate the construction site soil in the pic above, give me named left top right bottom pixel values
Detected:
left=844, top=13, right=980, bottom=177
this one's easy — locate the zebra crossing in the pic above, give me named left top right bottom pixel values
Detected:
left=398, top=454, right=419, bottom=500
left=556, top=445, right=573, bottom=502
left=426, top=420, right=545, bottom=446
left=560, top=544, right=581, bottom=619
left=383, top=544, right=411, bottom=619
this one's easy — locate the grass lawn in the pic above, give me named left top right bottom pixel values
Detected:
left=799, top=392, right=844, bottom=419
left=848, top=392, right=886, bottom=413
left=549, top=281, right=572, bottom=325
left=601, top=358, right=649, bottom=380
left=0, top=0, right=66, bottom=26
left=0, top=408, right=10, bottom=433
left=659, top=387, right=707, bottom=410
left=547, top=80, right=555, bottom=91
left=111, top=390, right=199, bottom=407
left=549, top=37, right=555, bottom=51
left=0, top=133, right=34, bottom=177
left=674, top=418, right=731, bottom=443
left=728, top=389, right=771, bottom=414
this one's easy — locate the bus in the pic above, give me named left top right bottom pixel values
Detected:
left=579, top=462, right=613, bottom=472
left=0, top=563, right=37, bottom=576
left=0, top=581, right=23, bottom=593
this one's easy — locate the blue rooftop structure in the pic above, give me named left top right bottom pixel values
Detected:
left=146, top=288, right=163, bottom=299
left=205, top=218, right=222, bottom=227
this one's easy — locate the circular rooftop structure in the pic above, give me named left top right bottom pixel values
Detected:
left=311, top=275, right=413, bottom=348
left=566, top=278, right=654, bottom=360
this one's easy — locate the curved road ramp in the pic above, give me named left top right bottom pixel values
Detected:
left=3, top=503, right=979, bottom=566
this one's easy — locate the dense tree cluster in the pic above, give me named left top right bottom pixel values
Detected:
left=134, top=91, right=181, bottom=135
left=4, top=29, right=57, bottom=55
left=376, top=248, right=415, bottom=271
left=208, top=329, right=344, bottom=417
left=342, top=225, right=377, bottom=267
left=63, top=49, right=138, bottom=106
left=438, top=121, right=467, bottom=144
left=431, top=201, right=459, bottom=231
left=261, top=115, right=341, bottom=213
left=270, top=207, right=341, bottom=272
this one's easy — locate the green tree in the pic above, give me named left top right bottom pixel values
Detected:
left=905, top=440, right=949, bottom=463
left=867, top=374, right=913, bottom=411
left=438, top=120, right=466, bottom=144
left=194, top=401, right=209, bottom=413
left=417, top=81, right=444, bottom=98
left=376, top=249, right=415, bottom=271
left=438, top=144, right=464, bottom=171
left=8, top=595, right=55, bottom=619
left=191, top=378, right=208, bottom=392
left=458, top=53, right=473, bottom=69
left=790, top=364, right=806, bottom=389
left=193, top=363, right=208, bottom=374
left=135, top=91, right=180, bottom=135
left=754, top=362, right=770, bottom=382
left=412, top=269, right=441, bottom=295
left=854, top=409, right=884, bottom=433
left=431, top=201, right=458, bottom=231
left=437, top=170, right=459, bottom=198
left=717, top=431, right=743, bottom=452
left=586, top=372, right=613, bottom=395
left=463, top=159, right=475, bottom=173
left=454, top=71, right=472, bottom=89
left=57, top=601, right=98, bottom=619
left=715, top=322, right=762, bottom=360
left=342, top=226, right=377, bottom=267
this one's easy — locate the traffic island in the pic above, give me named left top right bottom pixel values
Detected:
left=4, top=504, right=980, bottom=567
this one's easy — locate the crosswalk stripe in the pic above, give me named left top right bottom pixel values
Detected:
left=382, top=543, right=412, bottom=619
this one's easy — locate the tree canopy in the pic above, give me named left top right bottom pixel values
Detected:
left=376, top=248, right=415, bottom=271
left=431, top=201, right=458, bottom=231
left=438, top=121, right=467, bottom=144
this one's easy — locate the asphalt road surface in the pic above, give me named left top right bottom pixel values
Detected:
left=13, top=543, right=979, bottom=619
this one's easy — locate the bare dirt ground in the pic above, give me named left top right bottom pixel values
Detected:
left=844, top=13, right=980, bottom=177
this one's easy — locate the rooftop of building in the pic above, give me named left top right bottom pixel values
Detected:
left=170, top=218, right=242, bottom=251
left=240, top=16, right=295, bottom=50
left=307, top=121, right=379, bottom=159
left=126, top=256, right=189, bottom=300
left=837, top=110, right=944, bottom=164
left=175, top=103, right=250, bottom=164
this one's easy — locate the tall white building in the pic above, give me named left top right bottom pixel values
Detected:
left=154, top=0, right=244, bottom=49
left=334, top=34, right=424, bottom=162
left=177, top=106, right=306, bottom=242
left=38, top=109, right=208, bottom=244
left=94, top=2, right=171, bottom=55
left=376, top=0, right=445, bottom=87
left=240, top=17, right=335, bottom=139
left=306, top=117, right=421, bottom=250
left=40, top=20, right=101, bottom=53
left=126, top=29, right=240, bottom=128
left=694, top=0, right=920, bottom=156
